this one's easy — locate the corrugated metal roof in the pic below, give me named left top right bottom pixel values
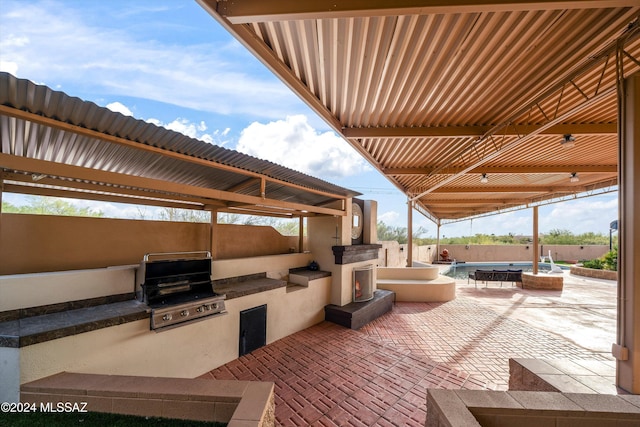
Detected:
left=200, top=0, right=640, bottom=221
left=0, top=72, right=358, bottom=218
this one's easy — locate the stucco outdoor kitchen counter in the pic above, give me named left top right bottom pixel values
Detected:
left=0, top=274, right=329, bottom=348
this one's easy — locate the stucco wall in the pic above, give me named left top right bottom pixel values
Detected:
left=0, top=213, right=298, bottom=274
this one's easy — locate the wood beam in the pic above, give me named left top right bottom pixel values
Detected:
left=419, top=198, right=526, bottom=205
left=384, top=165, right=618, bottom=175
left=0, top=154, right=346, bottom=217
left=344, top=122, right=616, bottom=139
left=428, top=185, right=588, bottom=193
left=2, top=172, right=228, bottom=208
left=2, top=184, right=208, bottom=211
left=225, top=177, right=261, bottom=193
left=211, top=0, right=638, bottom=24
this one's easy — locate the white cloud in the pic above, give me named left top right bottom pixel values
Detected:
left=0, top=60, right=18, bottom=75
left=106, top=101, right=133, bottom=116
left=103, top=98, right=232, bottom=146
left=542, top=196, right=617, bottom=234
left=0, top=1, right=301, bottom=120
left=236, top=115, right=370, bottom=179
left=144, top=116, right=231, bottom=146
left=378, top=211, right=401, bottom=226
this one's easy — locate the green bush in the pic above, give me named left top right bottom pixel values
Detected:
left=602, top=247, right=618, bottom=271
left=581, top=247, right=617, bottom=271
left=582, top=258, right=604, bottom=269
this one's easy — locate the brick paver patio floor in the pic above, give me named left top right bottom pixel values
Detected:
left=200, top=280, right=613, bottom=426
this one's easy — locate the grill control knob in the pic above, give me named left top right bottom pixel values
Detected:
left=180, top=309, right=189, bottom=317
left=162, top=314, right=172, bottom=321
left=212, top=303, right=218, bottom=310
left=197, top=306, right=204, bottom=313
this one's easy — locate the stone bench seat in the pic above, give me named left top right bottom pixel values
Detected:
left=21, top=372, right=275, bottom=427
left=376, top=267, right=455, bottom=302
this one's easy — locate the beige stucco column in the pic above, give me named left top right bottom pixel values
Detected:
left=209, top=209, right=219, bottom=259
left=0, top=174, right=3, bottom=251
left=615, top=72, right=640, bottom=393
left=298, top=216, right=304, bottom=252
left=532, top=206, right=539, bottom=275
left=407, top=199, right=413, bottom=267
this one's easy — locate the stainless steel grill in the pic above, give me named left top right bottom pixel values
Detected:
left=136, top=251, right=226, bottom=331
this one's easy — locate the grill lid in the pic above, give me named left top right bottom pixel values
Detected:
left=136, top=251, right=215, bottom=306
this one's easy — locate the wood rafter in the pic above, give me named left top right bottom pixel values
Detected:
left=384, top=165, right=618, bottom=175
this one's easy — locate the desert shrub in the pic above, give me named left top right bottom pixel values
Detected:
left=582, top=259, right=604, bottom=269
left=581, top=248, right=617, bottom=271
left=602, top=247, right=618, bottom=271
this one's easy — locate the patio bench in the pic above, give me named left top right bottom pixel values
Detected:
left=468, top=269, right=522, bottom=288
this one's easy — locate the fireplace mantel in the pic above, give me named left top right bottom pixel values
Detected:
left=331, top=244, right=382, bottom=265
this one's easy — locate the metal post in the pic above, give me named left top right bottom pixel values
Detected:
left=532, top=206, right=539, bottom=275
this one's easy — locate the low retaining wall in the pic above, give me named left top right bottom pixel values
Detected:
left=377, top=266, right=439, bottom=281
left=521, top=273, right=563, bottom=290
left=376, top=266, right=455, bottom=302
left=571, top=265, right=617, bottom=281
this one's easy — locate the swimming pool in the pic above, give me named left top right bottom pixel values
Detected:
left=443, top=262, right=568, bottom=280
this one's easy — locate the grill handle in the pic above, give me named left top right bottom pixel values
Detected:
left=143, top=251, right=212, bottom=262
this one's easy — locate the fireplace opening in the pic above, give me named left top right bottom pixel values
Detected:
left=353, top=264, right=374, bottom=302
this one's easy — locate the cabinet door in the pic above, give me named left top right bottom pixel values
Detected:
left=239, top=304, right=267, bottom=356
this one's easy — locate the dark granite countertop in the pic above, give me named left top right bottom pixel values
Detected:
left=0, top=300, right=149, bottom=348
left=0, top=276, right=291, bottom=348
left=288, top=268, right=332, bottom=281
left=215, top=277, right=287, bottom=298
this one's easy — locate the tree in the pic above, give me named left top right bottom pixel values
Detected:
left=159, top=207, right=210, bottom=222
left=217, top=212, right=300, bottom=236
left=377, top=221, right=408, bottom=243
left=2, top=196, right=104, bottom=217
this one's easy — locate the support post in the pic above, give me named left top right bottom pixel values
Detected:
left=615, top=73, right=640, bottom=393
left=298, top=216, right=304, bottom=253
left=436, top=220, right=441, bottom=263
left=210, top=209, right=219, bottom=260
left=407, top=199, right=413, bottom=267
left=532, top=206, right=539, bottom=275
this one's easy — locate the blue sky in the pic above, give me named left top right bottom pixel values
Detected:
left=0, top=0, right=618, bottom=238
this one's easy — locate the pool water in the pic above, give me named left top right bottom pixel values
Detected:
left=443, top=262, right=566, bottom=280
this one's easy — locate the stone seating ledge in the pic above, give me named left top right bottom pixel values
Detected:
left=21, top=372, right=275, bottom=427
left=376, top=266, right=455, bottom=302
left=427, top=389, right=640, bottom=427
left=509, top=358, right=620, bottom=394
